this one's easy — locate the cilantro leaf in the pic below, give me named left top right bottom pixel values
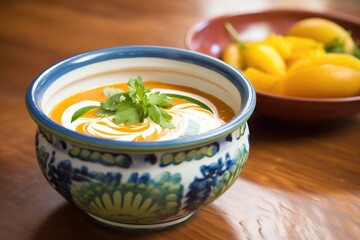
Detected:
left=95, top=108, right=114, bottom=117
left=103, top=87, right=123, bottom=98
left=97, top=76, right=175, bottom=128
left=100, top=93, right=127, bottom=111
left=148, top=104, right=175, bottom=129
left=148, top=91, right=173, bottom=107
left=128, top=77, right=150, bottom=104
left=115, top=107, right=140, bottom=125
left=114, top=96, right=143, bottom=124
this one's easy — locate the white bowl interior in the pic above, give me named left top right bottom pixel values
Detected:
left=41, top=58, right=242, bottom=115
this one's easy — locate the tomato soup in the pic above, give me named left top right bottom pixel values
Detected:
left=49, top=81, right=235, bottom=141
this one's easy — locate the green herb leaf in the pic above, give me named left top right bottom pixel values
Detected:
left=128, top=77, right=150, bottom=103
left=166, top=93, right=213, bottom=113
left=352, top=40, right=360, bottom=59
left=115, top=107, right=140, bottom=125
left=148, top=91, right=174, bottom=108
left=103, top=87, right=123, bottom=97
left=148, top=104, right=175, bottom=129
left=97, top=76, right=175, bottom=128
left=95, top=108, right=115, bottom=117
left=325, top=37, right=360, bottom=59
left=100, top=92, right=127, bottom=111
left=324, top=38, right=347, bottom=53
left=71, top=105, right=99, bottom=123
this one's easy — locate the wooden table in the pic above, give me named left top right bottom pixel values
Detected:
left=1, top=0, right=359, bottom=239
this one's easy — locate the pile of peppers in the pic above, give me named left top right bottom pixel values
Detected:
left=222, top=18, right=360, bottom=98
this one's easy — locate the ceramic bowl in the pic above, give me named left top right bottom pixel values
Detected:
left=185, top=9, right=360, bottom=122
left=26, top=46, right=256, bottom=231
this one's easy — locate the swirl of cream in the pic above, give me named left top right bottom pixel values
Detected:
left=61, top=91, right=225, bottom=141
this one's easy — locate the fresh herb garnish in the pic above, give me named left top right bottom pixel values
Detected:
left=71, top=105, right=98, bottom=123
left=103, top=87, right=123, bottom=98
left=70, top=76, right=214, bottom=129
left=97, top=76, right=175, bottom=128
left=166, top=93, right=213, bottom=113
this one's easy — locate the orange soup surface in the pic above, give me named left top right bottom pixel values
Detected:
left=49, top=81, right=235, bottom=141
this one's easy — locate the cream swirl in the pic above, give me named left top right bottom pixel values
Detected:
left=60, top=91, right=225, bottom=141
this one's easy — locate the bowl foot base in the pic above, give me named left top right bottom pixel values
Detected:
left=86, top=212, right=196, bottom=232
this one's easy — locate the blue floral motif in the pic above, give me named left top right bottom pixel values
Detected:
left=38, top=127, right=53, bottom=144
left=46, top=153, right=74, bottom=202
left=35, top=122, right=250, bottom=227
left=35, top=131, right=184, bottom=224
left=36, top=131, right=73, bottom=201
left=144, top=154, right=157, bottom=165
left=225, top=134, right=233, bottom=142
left=36, top=131, right=49, bottom=175
left=184, top=144, right=248, bottom=212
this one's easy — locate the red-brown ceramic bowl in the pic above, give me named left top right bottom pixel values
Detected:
left=185, top=9, right=360, bottom=122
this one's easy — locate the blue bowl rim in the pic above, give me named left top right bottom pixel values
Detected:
left=26, top=45, right=256, bottom=152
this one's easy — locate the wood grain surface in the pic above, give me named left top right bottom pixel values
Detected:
left=0, top=0, right=359, bottom=239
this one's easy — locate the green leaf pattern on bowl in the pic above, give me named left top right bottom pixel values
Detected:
left=68, top=146, right=132, bottom=168
left=160, top=142, right=219, bottom=167
left=34, top=123, right=250, bottom=225
left=71, top=172, right=183, bottom=224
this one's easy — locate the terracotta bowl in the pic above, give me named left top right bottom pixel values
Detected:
left=185, top=9, right=360, bottom=122
left=25, top=46, right=256, bottom=231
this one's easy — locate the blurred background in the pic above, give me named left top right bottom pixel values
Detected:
left=0, top=0, right=359, bottom=239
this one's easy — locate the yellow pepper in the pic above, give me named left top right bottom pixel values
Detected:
left=243, top=67, right=282, bottom=93
left=284, top=36, right=324, bottom=49
left=283, top=36, right=326, bottom=66
left=222, top=21, right=360, bottom=98
left=222, top=42, right=286, bottom=75
left=286, top=48, right=326, bottom=67
left=222, top=42, right=246, bottom=70
left=242, top=43, right=286, bottom=76
left=264, top=34, right=292, bottom=60
left=281, top=54, right=360, bottom=98
left=289, top=53, right=360, bottom=71
left=222, top=23, right=286, bottom=75
left=287, top=18, right=355, bottom=53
